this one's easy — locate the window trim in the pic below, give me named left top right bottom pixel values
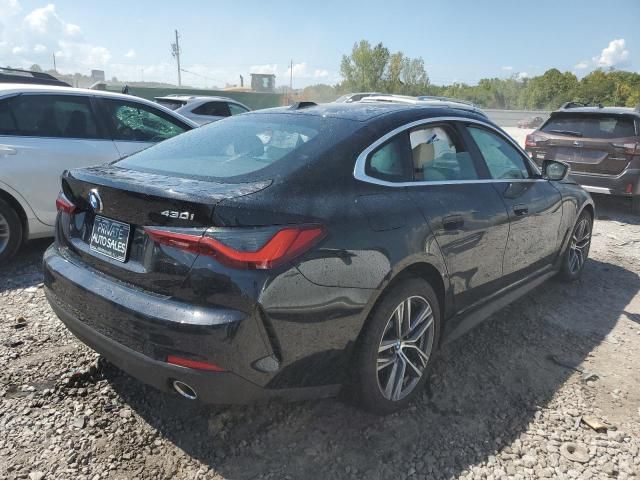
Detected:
left=365, top=131, right=413, bottom=183
left=353, top=116, right=542, bottom=187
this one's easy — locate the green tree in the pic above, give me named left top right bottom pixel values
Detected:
left=340, top=40, right=390, bottom=91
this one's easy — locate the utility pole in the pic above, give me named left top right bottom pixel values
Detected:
left=171, top=29, right=182, bottom=87
left=289, top=59, right=293, bottom=103
left=52, top=53, right=57, bottom=72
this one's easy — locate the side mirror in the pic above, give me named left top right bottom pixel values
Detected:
left=542, top=159, right=570, bottom=181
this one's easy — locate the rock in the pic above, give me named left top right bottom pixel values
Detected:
left=560, top=443, right=591, bottom=463
left=72, top=416, right=86, bottom=428
left=28, top=472, right=45, bottom=480
left=118, top=408, right=132, bottom=419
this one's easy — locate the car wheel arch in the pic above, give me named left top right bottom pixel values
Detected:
left=0, top=188, right=29, bottom=242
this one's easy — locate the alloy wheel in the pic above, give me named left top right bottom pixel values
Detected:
left=568, top=217, right=591, bottom=274
left=376, top=295, right=435, bottom=401
left=0, top=212, right=9, bottom=256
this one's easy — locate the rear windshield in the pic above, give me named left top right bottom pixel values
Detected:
left=542, top=114, right=636, bottom=138
left=116, top=113, right=356, bottom=181
left=155, top=99, right=186, bottom=110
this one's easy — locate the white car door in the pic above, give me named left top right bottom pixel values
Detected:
left=0, top=93, right=120, bottom=227
left=95, top=97, right=191, bottom=157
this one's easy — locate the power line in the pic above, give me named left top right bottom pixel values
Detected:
left=171, top=29, right=182, bottom=87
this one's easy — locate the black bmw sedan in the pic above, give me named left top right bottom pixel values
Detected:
left=44, top=101, right=594, bottom=414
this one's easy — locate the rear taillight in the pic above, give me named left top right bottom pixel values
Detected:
left=611, top=142, right=639, bottom=155
left=525, top=133, right=547, bottom=148
left=56, top=192, right=76, bottom=214
left=145, top=225, right=326, bottom=270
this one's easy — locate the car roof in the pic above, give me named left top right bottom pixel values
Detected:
left=0, top=83, right=199, bottom=127
left=155, top=95, right=241, bottom=103
left=252, top=101, right=489, bottom=123
left=552, top=106, right=639, bottom=117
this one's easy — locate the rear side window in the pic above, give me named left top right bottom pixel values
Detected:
left=542, top=114, right=636, bottom=138
left=366, top=133, right=412, bottom=182
left=101, top=98, right=189, bottom=142
left=229, top=103, right=249, bottom=115
left=116, top=113, right=350, bottom=180
left=468, top=126, right=531, bottom=180
left=409, top=125, right=478, bottom=181
left=192, top=101, right=231, bottom=117
left=6, top=94, right=100, bottom=139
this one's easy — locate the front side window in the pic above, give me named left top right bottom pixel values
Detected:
left=192, top=101, right=231, bottom=117
left=468, top=126, right=531, bottom=180
left=365, top=133, right=412, bottom=182
left=0, top=98, right=17, bottom=135
left=409, top=125, right=478, bottom=181
left=7, top=94, right=100, bottom=139
left=102, top=98, right=189, bottom=142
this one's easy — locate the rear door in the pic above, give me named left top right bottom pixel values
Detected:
left=95, top=97, right=191, bottom=157
left=539, top=113, right=638, bottom=176
left=464, top=124, right=562, bottom=278
left=0, top=93, right=119, bottom=226
left=398, top=122, right=511, bottom=312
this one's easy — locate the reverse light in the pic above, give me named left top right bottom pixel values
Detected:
left=167, top=355, right=226, bottom=372
left=145, top=225, right=326, bottom=270
left=55, top=192, right=76, bottom=214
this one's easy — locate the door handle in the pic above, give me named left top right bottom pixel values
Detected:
left=0, top=145, right=17, bottom=156
left=443, top=214, right=464, bottom=231
left=513, top=204, right=529, bottom=216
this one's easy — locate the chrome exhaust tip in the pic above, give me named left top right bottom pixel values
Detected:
left=172, top=380, right=197, bottom=400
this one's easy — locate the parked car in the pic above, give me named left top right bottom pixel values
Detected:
left=333, top=92, right=382, bottom=103
left=44, top=100, right=593, bottom=414
left=517, top=116, right=544, bottom=128
left=0, top=83, right=198, bottom=263
left=525, top=102, right=640, bottom=214
left=0, top=67, right=70, bottom=87
left=154, top=95, right=251, bottom=125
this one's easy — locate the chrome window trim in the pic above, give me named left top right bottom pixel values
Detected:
left=353, top=116, right=543, bottom=187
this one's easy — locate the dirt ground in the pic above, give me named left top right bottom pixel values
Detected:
left=1, top=194, right=639, bottom=480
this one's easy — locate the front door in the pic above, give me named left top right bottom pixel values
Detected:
left=465, top=124, right=563, bottom=279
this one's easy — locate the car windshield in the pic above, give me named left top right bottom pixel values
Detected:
left=542, top=114, right=636, bottom=138
left=116, top=113, right=355, bottom=181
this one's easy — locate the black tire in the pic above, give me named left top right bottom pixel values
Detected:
left=354, top=278, right=441, bottom=415
left=559, top=210, right=592, bottom=281
left=0, top=198, right=22, bottom=265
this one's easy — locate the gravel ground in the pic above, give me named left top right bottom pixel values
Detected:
left=1, top=195, right=639, bottom=480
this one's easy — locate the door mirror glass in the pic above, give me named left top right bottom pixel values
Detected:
left=542, top=159, right=569, bottom=181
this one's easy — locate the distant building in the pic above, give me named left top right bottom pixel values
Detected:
left=91, top=70, right=105, bottom=82
left=251, top=73, right=276, bottom=93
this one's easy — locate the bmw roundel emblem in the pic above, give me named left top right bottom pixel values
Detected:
left=88, top=189, right=103, bottom=213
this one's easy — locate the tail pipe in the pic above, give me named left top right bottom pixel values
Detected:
left=172, top=380, right=197, bottom=400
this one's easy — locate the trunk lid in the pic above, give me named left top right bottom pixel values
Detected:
left=59, top=165, right=270, bottom=296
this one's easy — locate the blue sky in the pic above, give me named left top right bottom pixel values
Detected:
left=1, top=0, right=638, bottom=88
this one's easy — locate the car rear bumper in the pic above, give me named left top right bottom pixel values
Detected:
left=568, top=169, right=640, bottom=197
left=43, top=245, right=338, bottom=404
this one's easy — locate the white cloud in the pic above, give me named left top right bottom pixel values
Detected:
left=517, top=72, right=529, bottom=80
left=574, top=60, right=589, bottom=70
left=124, top=49, right=136, bottom=59
left=287, top=62, right=308, bottom=77
left=592, top=38, right=629, bottom=68
left=33, top=43, right=47, bottom=53
left=501, top=66, right=513, bottom=71
left=12, top=46, right=24, bottom=54
left=250, top=63, right=278, bottom=75
left=314, top=68, right=329, bottom=78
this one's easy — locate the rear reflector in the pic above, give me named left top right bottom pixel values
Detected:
left=145, top=225, right=326, bottom=269
left=626, top=183, right=634, bottom=194
left=166, top=355, right=226, bottom=372
left=56, top=192, right=76, bottom=214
